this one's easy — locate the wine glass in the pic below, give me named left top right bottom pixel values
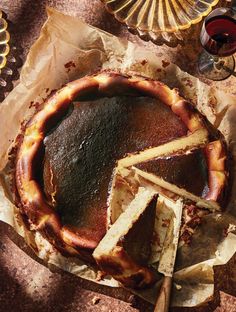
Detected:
left=198, top=6, right=236, bottom=81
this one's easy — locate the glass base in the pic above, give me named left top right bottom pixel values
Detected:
left=198, top=51, right=235, bottom=81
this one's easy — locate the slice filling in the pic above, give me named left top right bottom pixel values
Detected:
left=93, top=187, right=158, bottom=288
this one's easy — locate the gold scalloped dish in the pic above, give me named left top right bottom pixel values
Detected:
left=102, top=0, right=219, bottom=45
left=0, top=11, right=10, bottom=71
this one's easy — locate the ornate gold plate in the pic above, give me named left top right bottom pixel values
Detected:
left=102, top=0, right=219, bottom=46
left=0, top=10, right=10, bottom=71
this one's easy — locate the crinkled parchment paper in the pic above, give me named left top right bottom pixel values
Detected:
left=0, top=8, right=236, bottom=307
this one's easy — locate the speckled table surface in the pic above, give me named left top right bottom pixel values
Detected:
left=0, top=1, right=236, bottom=312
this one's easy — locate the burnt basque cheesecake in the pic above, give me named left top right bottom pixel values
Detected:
left=14, top=71, right=228, bottom=288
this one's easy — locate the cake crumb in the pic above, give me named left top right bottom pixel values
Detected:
left=162, top=60, right=170, bottom=68
left=64, top=61, right=76, bottom=73
left=92, top=296, right=101, bottom=305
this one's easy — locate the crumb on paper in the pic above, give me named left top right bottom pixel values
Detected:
left=180, top=204, right=209, bottom=245
left=162, top=60, right=170, bottom=68
left=140, top=59, right=147, bottom=66
left=64, top=61, right=76, bottom=73
left=92, top=296, right=101, bottom=305
left=29, top=101, right=40, bottom=110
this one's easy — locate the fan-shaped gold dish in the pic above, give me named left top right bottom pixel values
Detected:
left=0, top=10, right=10, bottom=71
left=102, top=0, right=219, bottom=46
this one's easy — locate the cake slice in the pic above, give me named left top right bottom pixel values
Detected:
left=93, top=187, right=158, bottom=289
left=132, top=140, right=227, bottom=211
left=135, top=148, right=208, bottom=197
left=115, top=125, right=226, bottom=211
left=117, top=128, right=208, bottom=168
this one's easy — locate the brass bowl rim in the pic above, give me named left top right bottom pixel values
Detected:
left=102, top=0, right=220, bottom=35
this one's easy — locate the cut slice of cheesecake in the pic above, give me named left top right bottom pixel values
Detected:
left=134, top=165, right=218, bottom=211
left=93, top=187, right=158, bottom=289
left=134, top=149, right=209, bottom=198
left=115, top=131, right=226, bottom=211
left=133, top=146, right=215, bottom=209
left=117, top=128, right=209, bottom=168
left=132, top=139, right=227, bottom=211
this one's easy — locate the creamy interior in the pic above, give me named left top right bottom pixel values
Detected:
left=93, top=187, right=157, bottom=264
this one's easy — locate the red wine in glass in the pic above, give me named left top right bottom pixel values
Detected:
left=198, top=7, right=236, bottom=80
left=202, top=15, right=236, bottom=56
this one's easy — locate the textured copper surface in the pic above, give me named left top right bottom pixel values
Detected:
left=0, top=0, right=235, bottom=311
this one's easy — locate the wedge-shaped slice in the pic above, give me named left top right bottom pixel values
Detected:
left=93, top=187, right=158, bottom=289
left=135, top=148, right=209, bottom=199
left=133, top=168, right=219, bottom=211
left=118, top=128, right=209, bottom=168
left=132, top=139, right=227, bottom=211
